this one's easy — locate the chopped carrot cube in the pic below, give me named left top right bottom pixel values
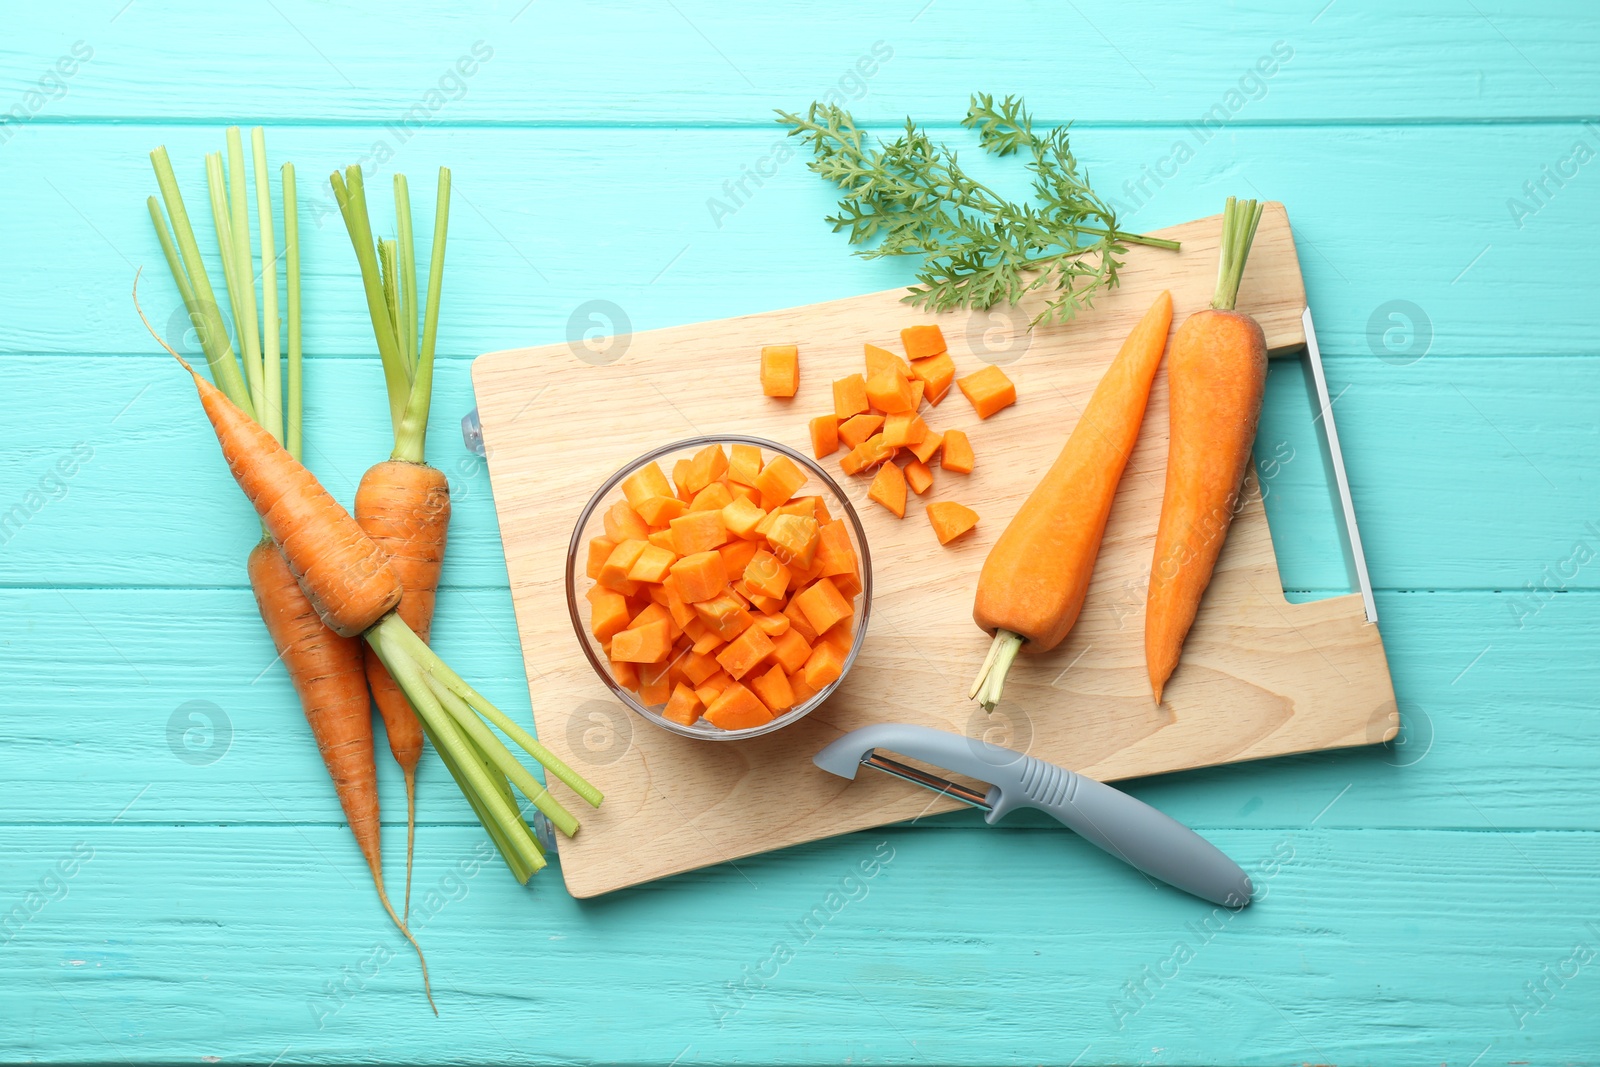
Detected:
left=766, top=513, right=820, bottom=570
left=627, top=544, right=678, bottom=584
left=681, top=648, right=722, bottom=686
left=771, top=628, right=812, bottom=673
left=684, top=443, right=729, bottom=494
left=927, top=500, right=979, bottom=545
left=814, top=520, right=857, bottom=578
left=690, top=627, right=725, bottom=657
left=910, top=430, right=944, bottom=464
left=754, top=455, right=808, bottom=509
left=760, top=344, right=799, bottom=397
left=865, top=367, right=916, bottom=414
left=621, top=462, right=674, bottom=510
left=589, top=590, right=631, bottom=642
left=635, top=495, right=687, bottom=527
left=716, top=624, right=776, bottom=680
left=809, top=415, right=840, bottom=458
left=720, top=497, right=767, bottom=539
left=612, top=618, right=672, bottom=663
left=626, top=601, right=676, bottom=637
left=867, top=461, right=907, bottom=518
left=941, top=429, right=974, bottom=473
left=586, top=536, right=616, bottom=580
left=788, top=670, right=819, bottom=707
left=672, top=458, right=694, bottom=500
left=800, top=642, right=848, bottom=691
left=694, top=670, right=733, bottom=707
left=750, top=662, right=796, bottom=712
left=669, top=550, right=727, bottom=603
left=833, top=374, right=869, bottom=420
left=956, top=364, right=1016, bottom=419
left=638, top=661, right=673, bottom=706
left=728, top=443, right=763, bottom=487
left=840, top=433, right=895, bottom=475
left=864, top=343, right=910, bottom=378
left=881, top=412, right=928, bottom=447
left=792, top=577, right=853, bottom=636
left=754, top=612, right=790, bottom=637
left=900, top=324, right=947, bottom=361
left=905, top=459, right=934, bottom=495
left=833, top=570, right=863, bottom=600
left=689, top=481, right=734, bottom=512
left=703, top=683, right=773, bottom=730
left=648, top=528, right=677, bottom=552
left=718, top=538, right=761, bottom=577
left=694, top=592, right=754, bottom=641
left=746, top=590, right=786, bottom=615
left=743, top=550, right=791, bottom=601
left=604, top=501, right=651, bottom=543
left=600, top=539, right=649, bottom=593
left=909, top=380, right=925, bottom=410
left=908, top=352, right=956, bottom=405
left=669, top=509, right=728, bottom=555
left=660, top=574, right=697, bottom=628
left=782, top=596, right=820, bottom=642
left=662, top=683, right=703, bottom=726
left=728, top=483, right=759, bottom=505
left=804, top=495, right=833, bottom=524
left=611, top=658, right=640, bottom=689
left=838, top=413, right=885, bottom=449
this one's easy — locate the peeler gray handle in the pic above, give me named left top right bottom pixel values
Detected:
left=814, top=723, right=1252, bottom=907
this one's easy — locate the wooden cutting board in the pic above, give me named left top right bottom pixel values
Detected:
left=472, top=203, right=1397, bottom=898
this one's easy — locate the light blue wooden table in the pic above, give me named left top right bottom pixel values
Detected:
left=3, top=2, right=1597, bottom=1063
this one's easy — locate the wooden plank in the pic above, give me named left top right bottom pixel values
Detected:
left=6, top=1, right=1597, bottom=123
left=2, top=123, right=1597, bottom=358
left=473, top=205, right=1399, bottom=896
left=3, top=823, right=1596, bottom=1064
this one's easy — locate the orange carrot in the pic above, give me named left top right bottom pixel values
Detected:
left=969, top=290, right=1174, bottom=711
left=1146, top=198, right=1267, bottom=703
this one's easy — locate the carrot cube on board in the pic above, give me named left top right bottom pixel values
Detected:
left=754, top=455, right=807, bottom=509
left=716, top=624, right=776, bottom=680
left=941, top=429, right=974, bottom=473
left=694, top=592, right=755, bottom=641
left=910, top=430, right=945, bottom=464
left=760, top=345, right=800, bottom=397
left=867, top=461, right=907, bottom=518
left=669, top=550, right=728, bottom=603
left=621, top=462, right=674, bottom=510
left=900, top=324, right=947, bottom=361
left=750, top=662, right=796, bottom=712
left=703, top=683, right=773, bottom=730
left=927, top=500, right=980, bottom=545
left=766, top=513, right=820, bottom=570
left=909, top=352, right=956, bottom=405
left=792, top=577, right=853, bottom=636
left=627, top=544, right=678, bottom=584
left=604, top=501, right=652, bottom=543
left=865, top=368, right=916, bottom=414
left=771, top=627, right=813, bottom=673
left=689, top=481, right=734, bottom=512
left=720, top=497, right=767, bottom=539
left=635, top=495, right=688, bottom=527
left=809, top=415, right=840, bottom=458
left=600, top=539, right=649, bottom=593
left=728, top=443, right=763, bottom=487
left=684, top=443, right=729, bottom=494
left=800, top=642, right=848, bottom=691
left=662, top=683, right=704, bottom=726
left=882, top=412, right=928, bottom=447
left=833, top=374, right=870, bottom=420
left=589, top=590, right=632, bottom=642
left=957, top=364, right=1016, bottom=419
left=612, top=618, right=672, bottom=663
left=743, top=549, right=791, bottom=601
left=905, top=459, right=934, bottom=496
left=669, top=509, right=728, bottom=555
left=865, top=343, right=910, bottom=378
left=840, top=433, right=895, bottom=475
left=838, top=413, right=885, bottom=449
left=586, top=536, right=616, bottom=580
left=718, top=537, right=761, bottom=577
left=909, top=380, right=925, bottom=411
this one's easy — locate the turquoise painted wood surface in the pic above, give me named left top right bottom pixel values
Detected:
left=2, top=2, right=1597, bottom=1063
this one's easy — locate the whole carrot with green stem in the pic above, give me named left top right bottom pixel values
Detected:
left=145, top=130, right=433, bottom=1009
left=1145, top=197, right=1268, bottom=703
left=330, top=164, right=453, bottom=920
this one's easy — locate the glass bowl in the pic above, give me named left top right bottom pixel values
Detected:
left=565, top=435, right=872, bottom=741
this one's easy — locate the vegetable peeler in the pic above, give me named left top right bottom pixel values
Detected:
left=814, top=723, right=1253, bottom=907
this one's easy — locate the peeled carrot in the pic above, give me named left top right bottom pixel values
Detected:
left=969, top=290, right=1174, bottom=711
left=1146, top=198, right=1267, bottom=703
